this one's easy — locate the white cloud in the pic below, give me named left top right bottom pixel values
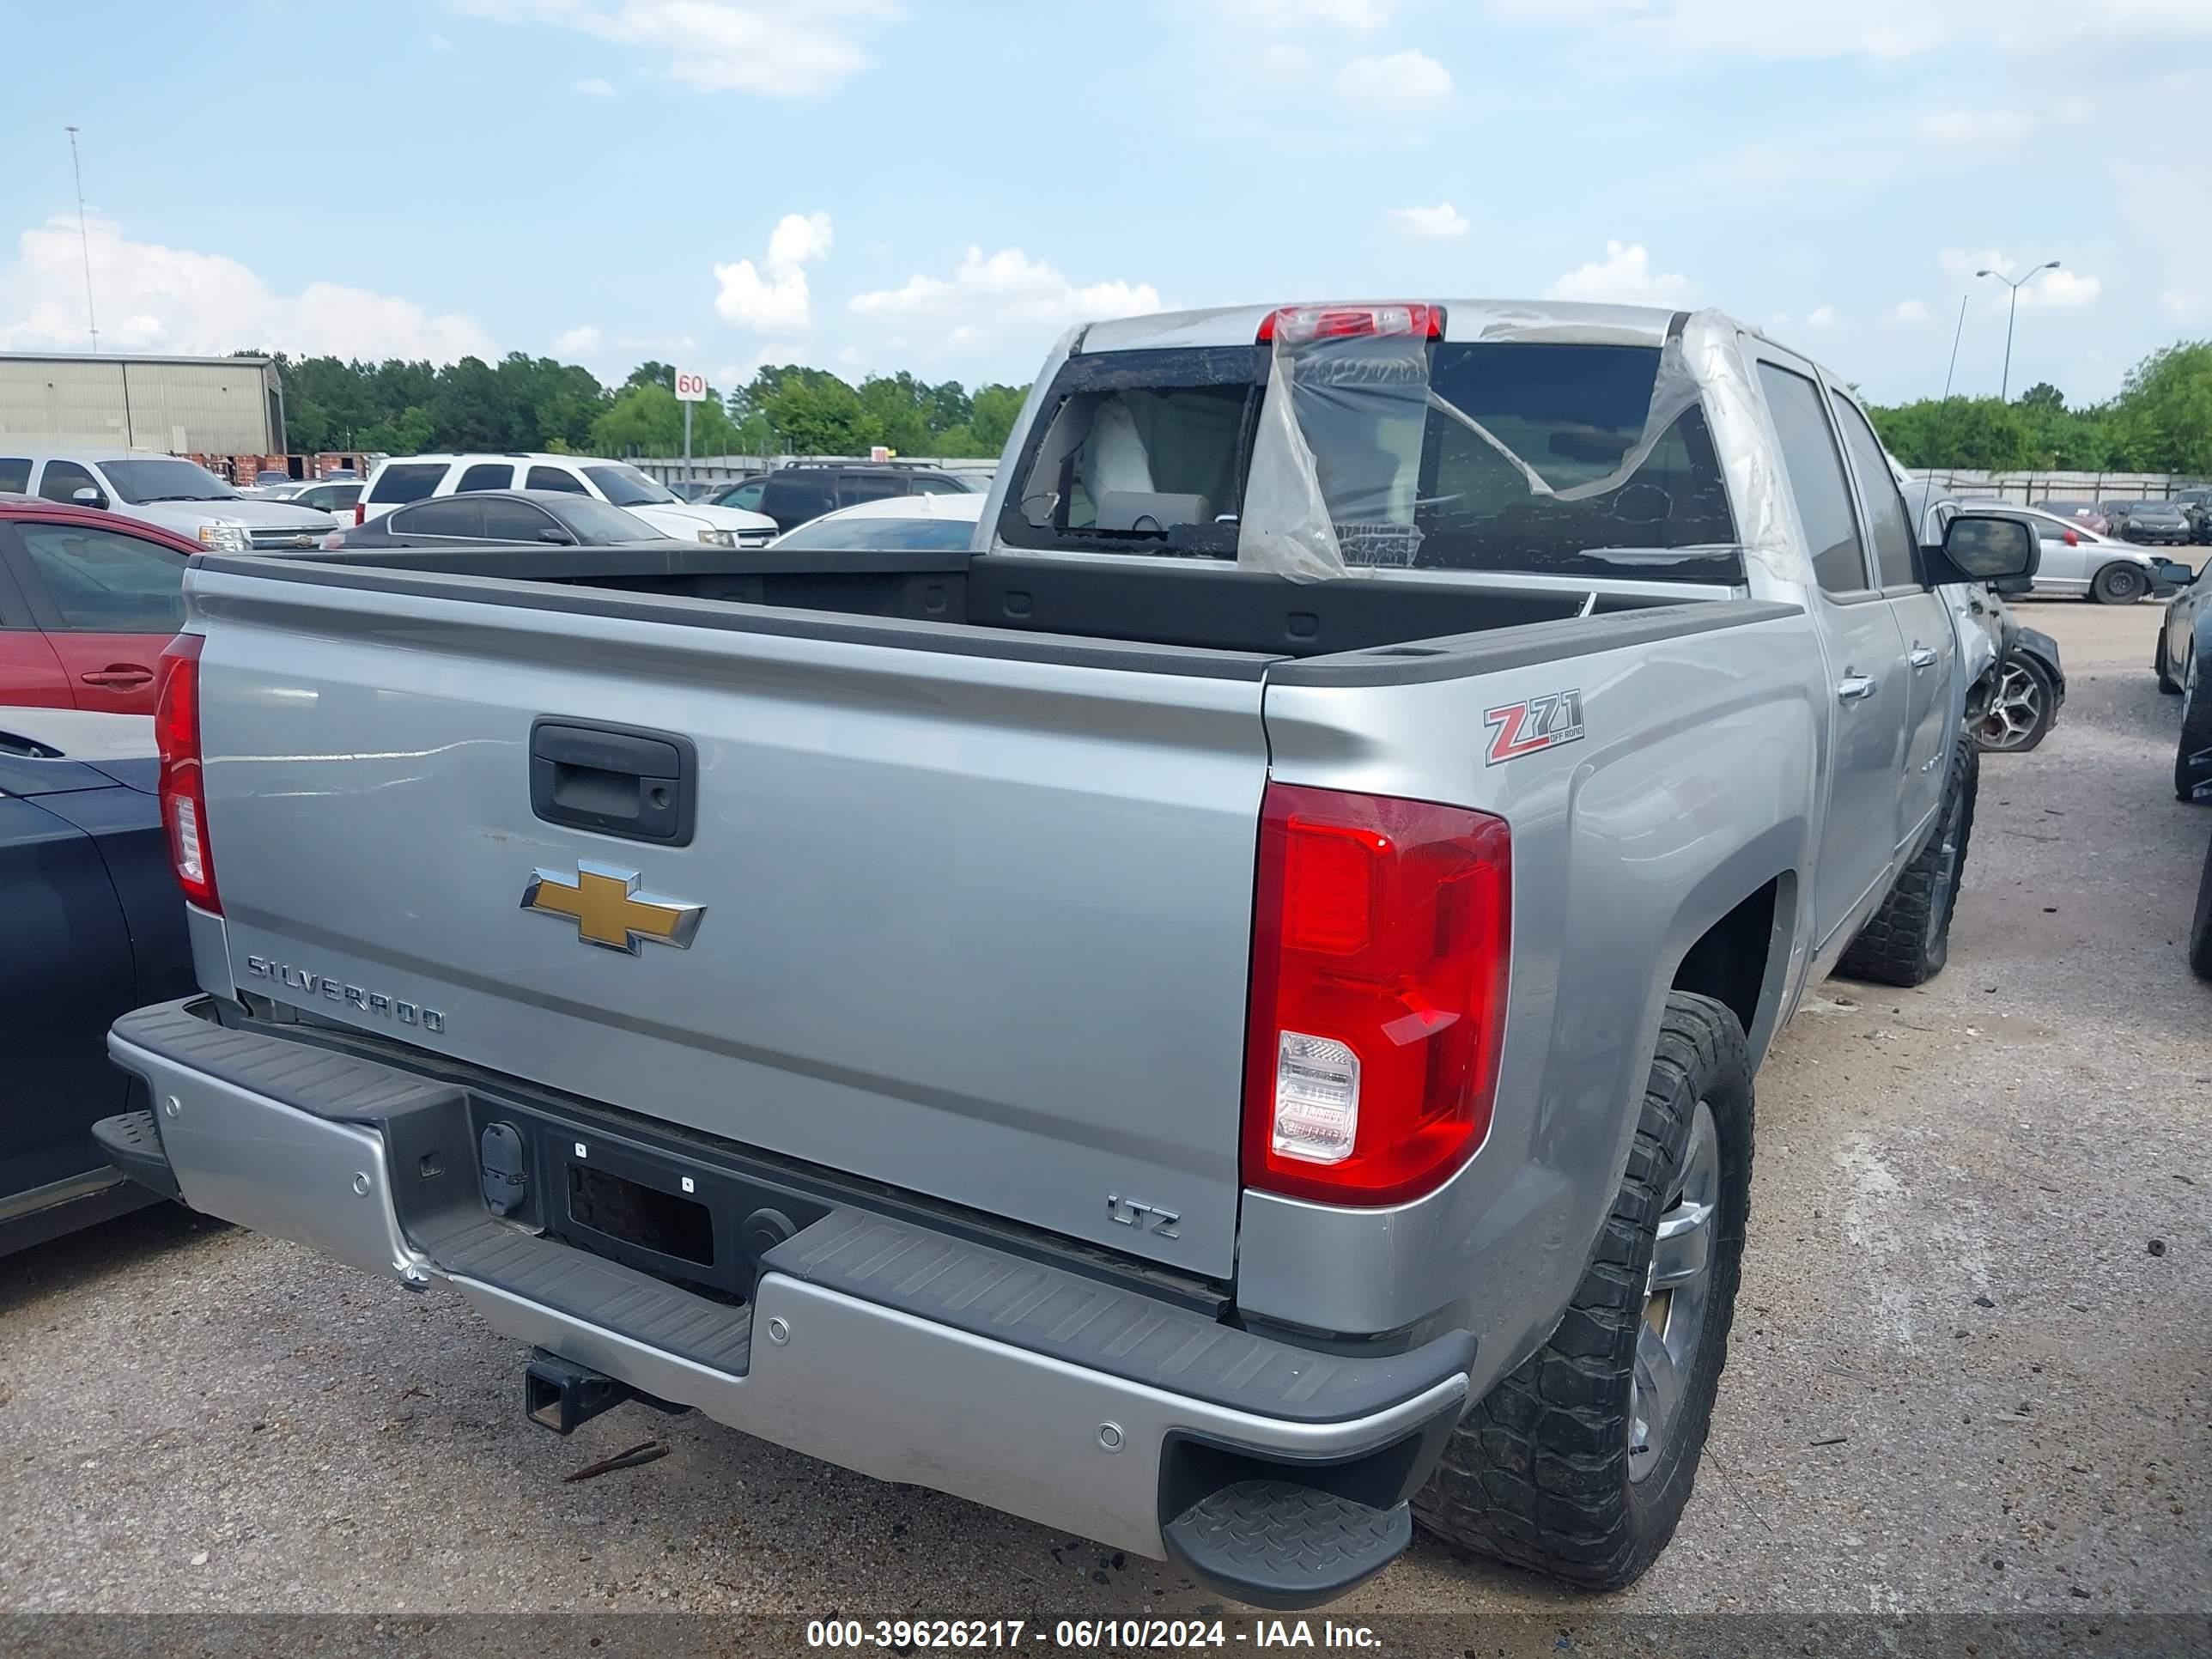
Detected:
left=1892, top=299, right=1928, bottom=323
left=1389, top=202, right=1471, bottom=238
left=0, top=215, right=493, bottom=362
left=1917, top=108, right=2027, bottom=143
left=428, top=30, right=456, bottom=52
left=572, top=76, right=617, bottom=95
left=1545, top=240, right=1692, bottom=305
left=1805, top=304, right=1836, bottom=326
left=713, top=210, right=833, bottom=332
left=554, top=325, right=601, bottom=355
left=849, top=247, right=1160, bottom=348
left=1334, top=49, right=1454, bottom=102
left=1234, top=0, right=1395, bottom=24
left=2164, top=290, right=2204, bottom=320
left=455, top=0, right=900, bottom=97
left=2015, top=268, right=2100, bottom=307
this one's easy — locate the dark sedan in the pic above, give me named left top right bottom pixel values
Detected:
left=2, top=708, right=195, bottom=1252
left=2119, top=502, right=2193, bottom=546
left=325, top=489, right=672, bottom=550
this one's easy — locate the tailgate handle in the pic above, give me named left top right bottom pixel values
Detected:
left=530, top=719, right=696, bottom=846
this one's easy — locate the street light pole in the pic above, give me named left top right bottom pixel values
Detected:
left=1942, top=293, right=1968, bottom=400
left=1976, top=260, right=2060, bottom=402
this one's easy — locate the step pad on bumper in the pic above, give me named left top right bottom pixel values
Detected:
left=434, top=1219, right=754, bottom=1376
left=92, top=1109, right=181, bottom=1202
left=1162, top=1480, right=1411, bottom=1609
left=769, top=1211, right=1471, bottom=1425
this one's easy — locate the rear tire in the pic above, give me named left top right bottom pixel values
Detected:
left=1413, top=994, right=1753, bottom=1591
left=1837, top=736, right=1978, bottom=987
left=2093, top=562, right=2146, bottom=604
left=2191, top=831, right=2212, bottom=981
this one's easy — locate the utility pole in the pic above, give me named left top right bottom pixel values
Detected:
left=1978, top=260, right=2060, bottom=402
left=1942, top=294, right=1967, bottom=400
left=64, top=126, right=99, bottom=353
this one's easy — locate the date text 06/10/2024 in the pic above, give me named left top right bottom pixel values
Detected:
left=804, top=1619, right=1382, bottom=1649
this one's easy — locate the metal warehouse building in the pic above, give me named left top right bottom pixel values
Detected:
left=0, top=351, right=283, bottom=456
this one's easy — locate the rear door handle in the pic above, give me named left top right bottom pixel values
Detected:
left=1908, top=647, right=1939, bottom=669
left=1836, top=674, right=1877, bottom=702
left=81, top=665, right=155, bottom=688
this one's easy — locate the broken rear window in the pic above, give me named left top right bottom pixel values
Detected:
left=998, top=340, right=1741, bottom=582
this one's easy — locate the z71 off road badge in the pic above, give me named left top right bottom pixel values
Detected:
left=1484, top=689, right=1586, bottom=766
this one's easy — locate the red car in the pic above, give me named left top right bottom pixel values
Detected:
left=0, top=495, right=200, bottom=716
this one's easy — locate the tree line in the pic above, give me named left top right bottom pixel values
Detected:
left=259, top=350, right=1031, bottom=461
left=1868, top=339, right=2212, bottom=476
left=258, top=333, right=2212, bottom=475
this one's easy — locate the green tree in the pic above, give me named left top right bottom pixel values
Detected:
left=360, top=405, right=434, bottom=456
left=760, top=372, right=881, bottom=454
left=2117, top=342, right=2212, bottom=475
left=625, top=361, right=676, bottom=393
left=857, top=372, right=934, bottom=455
left=971, top=384, right=1027, bottom=455
left=588, top=380, right=740, bottom=456
left=2016, top=381, right=2065, bottom=413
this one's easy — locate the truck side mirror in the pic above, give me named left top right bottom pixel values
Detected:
left=71, top=486, right=108, bottom=510
left=1928, top=513, right=2038, bottom=586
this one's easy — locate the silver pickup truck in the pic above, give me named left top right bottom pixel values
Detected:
left=97, top=301, right=2035, bottom=1608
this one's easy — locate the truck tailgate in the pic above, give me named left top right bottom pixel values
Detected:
left=189, top=568, right=1273, bottom=1276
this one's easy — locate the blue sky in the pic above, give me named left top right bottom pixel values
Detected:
left=3, top=0, right=2207, bottom=405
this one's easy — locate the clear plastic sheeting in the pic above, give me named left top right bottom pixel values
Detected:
left=1235, top=304, right=1806, bottom=588
left=1238, top=313, right=1434, bottom=580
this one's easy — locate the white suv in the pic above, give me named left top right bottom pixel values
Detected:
left=358, top=453, right=776, bottom=547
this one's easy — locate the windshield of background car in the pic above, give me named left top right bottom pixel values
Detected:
left=775, top=513, right=981, bottom=552
left=559, top=498, right=672, bottom=541
left=582, top=464, right=678, bottom=506
left=999, top=341, right=1741, bottom=580
left=100, top=458, right=240, bottom=504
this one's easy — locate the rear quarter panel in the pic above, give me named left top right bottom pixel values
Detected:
left=1239, top=607, right=1822, bottom=1383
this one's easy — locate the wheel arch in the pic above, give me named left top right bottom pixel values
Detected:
left=1658, top=829, right=1802, bottom=1069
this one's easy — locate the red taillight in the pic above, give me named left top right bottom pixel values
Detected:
left=1243, top=783, right=1508, bottom=1205
left=155, top=634, right=219, bottom=913
left=1257, top=304, right=1442, bottom=344
left=354, top=501, right=366, bottom=525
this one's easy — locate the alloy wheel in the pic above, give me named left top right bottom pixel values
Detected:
left=1628, top=1099, right=1719, bottom=1483
left=1978, top=663, right=2045, bottom=750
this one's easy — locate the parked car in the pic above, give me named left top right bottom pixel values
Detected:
left=2, top=707, right=194, bottom=1252
left=2119, top=501, right=2193, bottom=547
left=326, top=489, right=672, bottom=550
left=2158, top=554, right=2212, bottom=801
left=289, top=479, right=364, bottom=520
left=2172, top=486, right=2212, bottom=545
left=0, top=450, right=336, bottom=551
left=716, top=463, right=984, bottom=532
left=0, top=495, right=194, bottom=714
left=356, top=453, right=775, bottom=547
left=100, top=300, right=2038, bottom=1606
left=666, top=480, right=726, bottom=502
left=1917, top=497, right=2160, bottom=604
left=2033, top=499, right=2111, bottom=536
left=766, top=490, right=986, bottom=551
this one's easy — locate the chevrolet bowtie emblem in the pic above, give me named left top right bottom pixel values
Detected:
left=520, top=861, right=706, bottom=954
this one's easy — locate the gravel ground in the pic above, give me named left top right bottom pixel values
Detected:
left=3, top=598, right=2206, bottom=1624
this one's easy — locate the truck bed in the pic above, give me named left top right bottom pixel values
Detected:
left=228, top=543, right=1722, bottom=670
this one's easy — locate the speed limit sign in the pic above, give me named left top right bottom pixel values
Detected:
left=673, top=370, right=707, bottom=401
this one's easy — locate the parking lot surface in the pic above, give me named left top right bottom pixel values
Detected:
left=2, top=599, right=2205, bottom=1620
